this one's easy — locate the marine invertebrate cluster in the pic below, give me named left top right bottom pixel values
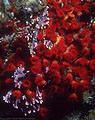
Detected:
left=0, top=0, right=95, bottom=119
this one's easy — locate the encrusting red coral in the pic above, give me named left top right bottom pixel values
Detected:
left=0, top=0, right=95, bottom=119
left=22, top=79, right=31, bottom=88
left=35, top=76, right=47, bottom=86
left=12, top=90, right=22, bottom=99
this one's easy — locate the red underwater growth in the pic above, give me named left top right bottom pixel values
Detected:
left=0, top=0, right=95, bottom=119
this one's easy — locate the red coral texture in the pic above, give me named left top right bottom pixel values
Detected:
left=0, top=0, right=95, bottom=119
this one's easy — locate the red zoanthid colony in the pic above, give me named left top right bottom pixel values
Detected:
left=0, top=0, right=95, bottom=119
